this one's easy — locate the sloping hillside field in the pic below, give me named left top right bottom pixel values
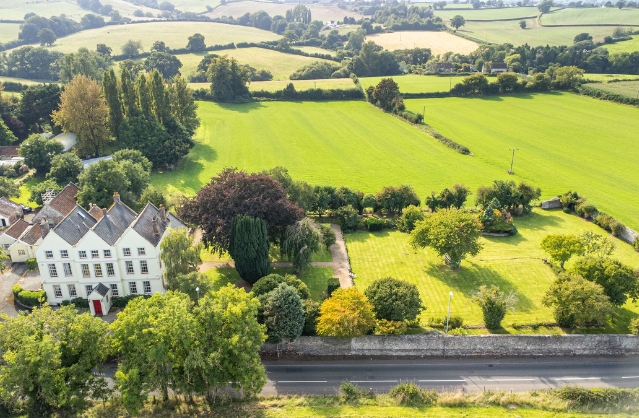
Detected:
left=153, top=94, right=639, bottom=230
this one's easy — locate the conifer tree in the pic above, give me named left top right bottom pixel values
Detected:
left=169, top=74, right=199, bottom=135
left=228, top=214, right=270, bottom=284
left=150, top=70, right=170, bottom=124
left=102, top=68, right=123, bottom=137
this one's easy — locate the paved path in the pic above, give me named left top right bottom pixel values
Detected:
left=0, top=264, right=41, bottom=318
left=261, top=357, right=639, bottom=396
left=199, top=224, right=353, bottom=288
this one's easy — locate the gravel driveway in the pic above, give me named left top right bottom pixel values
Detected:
left=0, top=264, right=42, bottom=318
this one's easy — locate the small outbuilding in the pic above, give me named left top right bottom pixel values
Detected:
left=88, top=283, right=112, bottom=316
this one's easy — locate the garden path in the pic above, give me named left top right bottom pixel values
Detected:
left=198, top=224, right=353, bottom=288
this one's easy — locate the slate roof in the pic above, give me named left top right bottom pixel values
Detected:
left=91, top=283, right=110, bottom=297
left=48, top=183, right=80, bottom=216
left=92, top=201, right=137, bottom=246
left=53, top=205, right=97, bottom=245
left=4, top=219, right=30, bottom=239
left=132, top=202, right=170, bottom=246
left=0, top=197, right=22, bottom=219
left=20, top=224, right=42, bottom=245
left=33, top=205, right=65, bottom=226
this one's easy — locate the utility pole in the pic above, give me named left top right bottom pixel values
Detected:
left=509, top=148, right=519, bottom=174
left=423, top=105, right=426, bottom=119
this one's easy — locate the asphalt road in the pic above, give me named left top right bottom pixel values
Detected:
left=261, top=357, right=639, bottom=395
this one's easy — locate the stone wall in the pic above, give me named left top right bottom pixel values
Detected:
left=261, top=334, right=639, bottom=357
left=619, top=226, right=639, bottom=246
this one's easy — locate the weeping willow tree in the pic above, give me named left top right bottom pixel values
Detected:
left=228, top=214, right=270, bottom=284
left=282, top=218, right=322, bottom=274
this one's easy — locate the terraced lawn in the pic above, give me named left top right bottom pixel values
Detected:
left=346, top=209, right=639, bottom=334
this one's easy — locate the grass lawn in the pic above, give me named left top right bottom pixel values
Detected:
left=457, top=19, right=615, bottom=45
left=205, top=2, right=362, bottom=22
left=0, top=23, right=20, bottom=44
left=176, top=48, right=333, bottom=80
left=605, top=35, right=639, bottom=53
left=296, top=46, right=335, bottom=56
left=361, top=74, right=469, bottom=93
left=346, top=209, right=639, bottom=334
left=366, top=31, right=479, bottom=54
left=248, top=78, right=356, bottom=91
left=405, top=93, right=639, bottom=230
left=200, top=245, right=332, bottom=263
left=435, top=6, right=539, bottom=20
left=203, top=267, right=333, bottom=300
left=584, top=73, right=639, bottom=81
left=542, top=7, right=639, bottom=26
left=0, top=0, right=89, bottom=20
left=13, top=178, right=42, bottom=207
left=27, top=22, right=279, bottom=55
left=587, top=80, right=639, bottom=97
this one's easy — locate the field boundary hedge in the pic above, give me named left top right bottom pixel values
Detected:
left=465, top=15, right=537, bottom=22
left=193, top=87, right=365, bottom=102
left=581, top=85, right=639, bottom=107
left=446, top=29, right=489, bottom=44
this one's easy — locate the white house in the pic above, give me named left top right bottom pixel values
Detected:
left=35, top=192, right=186, bottom=314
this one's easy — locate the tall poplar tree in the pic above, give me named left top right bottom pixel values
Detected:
left=228, top=214, right=270, bottom=284
left=120, top=66, right=138, bottom=118
left=102, top=68, right=123, bottom=137
left=136, top=73, right=151, bottom=117
left=150, top=70, right=170, bottom=124
left=169, top=74, right=199, bottom=135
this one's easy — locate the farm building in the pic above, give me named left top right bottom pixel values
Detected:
left=0, top=197, right=23, bottom=227
left=431, top=62, right=455, bottom=73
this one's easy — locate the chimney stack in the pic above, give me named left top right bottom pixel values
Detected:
left=159, top=204, right=166, bottom=223
left=40, top=216, right=50, bottom=239
left=113, top=192, right=120, bottom=203
left=102, top=208, right=107, bottom=216
left=152, top=215, right=161, bottom=240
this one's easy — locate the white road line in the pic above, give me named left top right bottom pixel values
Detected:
left=349, top=380, right=398, bottom=383
left=419, top=379, right=466, bottom=382
left=277, top=380, right=328, bottom=383
left=622, top=376, right=639, bottom=379
left=487, top=378, right=535, bottom=381
left=551, top=377, right=600, bottom=381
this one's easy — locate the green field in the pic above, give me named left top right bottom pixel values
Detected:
left=542, top=7, right=639, bottom=26
left=584, top=73, right=639, bottom=81
left=347, top=209, right=639, bottom=334
left=457, top=19, right=617, bottom=45
left=297, top=46, right=335, bottom=56
left=587, top=80, right=639, bottom=97
left=176, top=48, right=333, bottom=80
left=204, top=267, right=333, bottom=301
left=0, top=23, right=20, bottom=44
left=406, top=93, right=639, bottom=230
left=25, top=22, right=279, bottom=55
left=605, top=35, right=639, bottom=53
left=188, top=78, right=356, bottom=92
left=171, top=0, right=220, bottom=13
left=206, top=1, right=362, bottom=23
left=435, top=6, right=539, bottom=21
left=361, top=75, right=467, bottom=93
left=0, top=0, right=89, bottom=20
left=0, top=76, right=50, bottom=85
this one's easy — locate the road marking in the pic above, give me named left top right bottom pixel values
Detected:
left=349, top=380, right=398, bottom=383
left=622, top=376, right=639, bottom=379
left=487, top=378, right=535, bottom=381
left=419, top=379, right=466, bottom=382
left=551, top=377, right=600, bottom=381
left=277, top=380, right=328, bottom=383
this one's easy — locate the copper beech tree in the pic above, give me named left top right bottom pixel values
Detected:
left=179, top=168, right=303, bottom=255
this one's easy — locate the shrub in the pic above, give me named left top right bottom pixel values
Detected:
left=70, top=297, right=89, bottom=308
left=302, top=299, right=320, bottom=335
left=556, top=387, right=639, bottom=407
left=340, top=381, right=366, bottom=401
left=337, top=205, right=360, bottom=232
left=397, top=205, right=425, bottom=232
left=472, top=285, right=516, bottom=329
left=252, top=273, right=310, bottom=300
left=290, top=61, right=340, bottom=80
left=317, top=287, right=376, bottom=338
left=365, top=216, right=384, bottom=231
left=389, top=382, right=437, bottom=406
left=364, top=277, right=424, bottom=322
left=610, top=219, right=625, bottom=237
left=12, top=285, right=46, bottom=307
left=594, top=212, right=615, bottom=231
left=375, top=319, right=408, bottom=335
left=25, top=258, right=38, bottom=271
left=320, top=224, right=336, bottom=251
left=575, top=202, right=597, bottom=219
left=634, top=236, right=639, bottom=252
left=629, top=318, right=639, bottom=335
left=326, top=277, right=340, bottom=297
left=111, top=294, right=148, bottom=308
left=445, top=315, right=464, bottom=330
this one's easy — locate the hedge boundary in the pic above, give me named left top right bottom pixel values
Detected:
left=581, top=85, right=639, bottom=107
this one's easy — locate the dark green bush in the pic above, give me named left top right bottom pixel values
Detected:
left=337, top=205, right=360, bottom=231
left=444, top=315, right=464, bottom=330
left=365, top=216, right=384, bottom=231
left=340, top=381, right=367, bottom=401
left=70, top=297, right=89, bottom=308
left=594, top=212, right=615, bottom=231
left=12, top=285, right=46, bottom=307
left=252, top=273, right=310, bottom=300
left=25, top=258, right=38, bottom=271
left=320, top=224, right=336, bottom=251
left=633, top=236, right=639, bottom=252
left=111, top=294, right=148, bottom=308
left=575, top=202, right=597, bottom=219
left=610, top=220, right=625, bottom=237
left=398, top=111, right=423, bottom=124
left=326, top=278, right=341, bottom=298
left=302, top=299, right=320, bottom=336
left=251, top=87, right=364, bottom=101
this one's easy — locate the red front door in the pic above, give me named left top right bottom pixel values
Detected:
left=92, top=299, right=103, bottom=315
